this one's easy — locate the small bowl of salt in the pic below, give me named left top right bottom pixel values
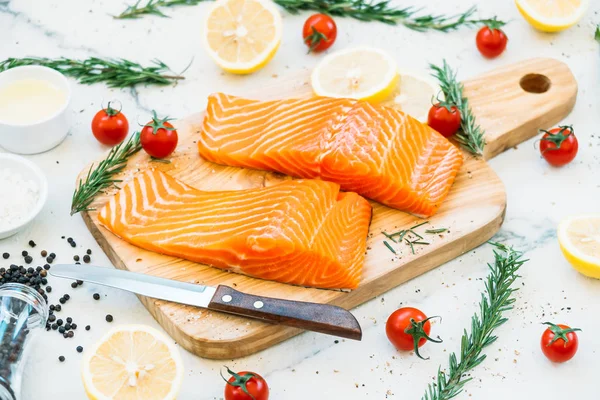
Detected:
left=0, top=153, right=47, bottom=239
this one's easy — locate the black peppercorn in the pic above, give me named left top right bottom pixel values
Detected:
left=105, top=314, right=113, bottom=323
left=43, top=264, right=51, bottom=270
left=63, top=333, right=69, bottom=338
left=64, top=323, right=71, bottom=330
left=76, top=346, right=83, bottom=353
left=2, top=252, right=9, bottom=259
left=70, top=282, right=78, bottom=289
left=46, top=256, right=54, bottom=263
left=21, top=251, right=28, bottom=257
left=59, top=297, right=66, bottom=304
left=54, top=304, right=61, bottom=312
left=85, top=325, right=91, bottom=331
left=58, top=327, right=65, bottom=334
left=77, top=280, right=83, bottom=285
left=73, top=255, right=80, bottom=262
left=64, top=294, right=70, bottom=300
left=51, top=324, right=58, bottom=330
left=56, top=319, right=63, bottom=326
left=58, top=356, right=65, bottom=362
left=48, top=315, right=56, bottom=322
left=28, top=240, right=36, bottom=247
left=70, top=242, right=76, bottom=248
left=67, top=331, right=74, bottom=338
left=83, top=255, right=91, bottom=263
left=86, top=249, right=92, bottom=255
left=49, top=305, right=55, bottom=311
left=93, top=293, right=100, bottom=300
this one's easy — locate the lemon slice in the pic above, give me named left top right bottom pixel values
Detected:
left=82, top=325, right=184, bottom=400
left=311, top=47, right=399, bottom=103
left=383, top=69, right=441, bottom=122
left=558, top=215, right=600, bottom=279
left=203, top=0, right=282, bottom=74
left=515, top=0, right=589, bottom=32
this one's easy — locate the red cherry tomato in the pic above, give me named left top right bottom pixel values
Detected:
left=540, top=322, right=581, bottom=363
left=302, top=14, right=337, bottom=53
left=427, top=103, right=461, bottom=138
left=223, top=368, right=269, bottom=400
left=476, top=25, right=508, bottom=58
left=91, top=102, right=129, bottom=146
left=140, top=111, right=178, bottom=159
left=539, top=125, right=578, bottom=167
left=385, top=307, right=442, bottom=359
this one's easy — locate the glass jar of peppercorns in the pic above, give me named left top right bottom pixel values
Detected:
left=0, top=283, right=48, bottom=400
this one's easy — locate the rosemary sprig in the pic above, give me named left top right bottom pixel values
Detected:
left=383, top=221, right=445, bottom=255
left=115, top=0, right=207, bottom=19
left=430, top=60, right=486, bottom=156
left=71, top=132, right=142, bottom=215
left=422, top=243, right=526, bottom=400
left=426, top=228, right=447, bottom=234
left=115, top=0, right=503, bottom=32
left=0, top=57, right=185, bottom=88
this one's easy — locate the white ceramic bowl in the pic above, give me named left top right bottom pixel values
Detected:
left=0, top=66, right=71, bottom=154
left=0, top=153, right=48, bottom=239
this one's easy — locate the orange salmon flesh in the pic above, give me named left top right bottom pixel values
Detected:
left=198, top=93, right=464, bottom=217
left=98, top=170, right=372, bottom=289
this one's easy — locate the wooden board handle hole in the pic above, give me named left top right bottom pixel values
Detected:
left=519, top=73, right=552, bottom=94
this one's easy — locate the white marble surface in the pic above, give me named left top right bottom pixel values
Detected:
left=1, top=0, right=600, bottom=398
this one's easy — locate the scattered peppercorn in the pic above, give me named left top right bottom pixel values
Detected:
left=66, top=317, right=72, bottom=323
left=46, top=256, right=54, bottom=263
left=70, top=242, right=76, bottom=248
left=76, top=280, right=83, bottom=286
left=86, top=249, right=92, bottom=255
left=73, top=255, right=80, bottom=262
left=51, top=324, right=58, bottom=330
left=54, top=304, right=61, bottom=312
left=58, top=327, right=65, bottom=334
left=59, top=297, right=66, bottom=304
left=85, top=325, right=90, bottom=331
left=58, top=356, right=65, bottom=362
left=105, top=315, right=113, bottom=323
left=71, top=323, right=77, bottom=330
left=21, top=251, right=28, bottom=257
left=41, top=250, right=47, bottom=257
left=28, top=240, right=36, bottom=248
left=2, top=253, right=8, bottom=259
left=70, top=282, right=78, bottom=289
left=56, top=319, right=63, bottom=326
left=76, top=346, right=83, bottom=353
left=64, top=294, right=70, bottom=300
left=64, top=323, right=71, bottom=330
left=24, top=256, right=33, bottom=264
left=43, top=264, right=50, bottom=270
left=49, top=253, right=56, bottom=259
left=83, top=255, right=91, bottom=263
left=48, top=315, right=56, bottom=322
left=67, top=331, right=74, bottom=338
left=93, top=293, right=100, bottom=300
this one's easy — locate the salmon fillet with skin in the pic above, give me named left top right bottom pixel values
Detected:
left=199, top=93, right=464, bottom=217
left=98, top=170, right=372, bottom=289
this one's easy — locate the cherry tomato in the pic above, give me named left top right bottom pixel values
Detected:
left=223, top=368, right=269, bottom=400
left=140, top=111, right=178, bottom=159
left=540, top=322, right=581, bottom=363
left=385, top=307, right=442, bottom=359
left=476, top=24, right=508, bottom=58
left=91, top=102, right=129, bottom=146
left=302, top=14, right=337, bottom=53
left=539, top=125, right=578, bottom=167
left=427, top=103, right=461, bottom=138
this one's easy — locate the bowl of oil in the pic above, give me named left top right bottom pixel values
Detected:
left=0, top=66, right=71, bottom=154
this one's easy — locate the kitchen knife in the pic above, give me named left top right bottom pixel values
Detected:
left=50, top=264, right=362, bottom=340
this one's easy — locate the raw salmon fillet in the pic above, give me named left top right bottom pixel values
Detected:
left=198, top=93, right=464, bottom=217
left=98, top=170, right=372, bottom=289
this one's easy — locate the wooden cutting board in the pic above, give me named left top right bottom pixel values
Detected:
left=79, top=58, right=576, bottom=359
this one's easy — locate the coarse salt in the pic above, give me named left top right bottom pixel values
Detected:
left=0, top=168, right=39, bottom=230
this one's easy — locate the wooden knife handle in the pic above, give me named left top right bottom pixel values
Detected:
left=208, top=285, right=362, bottom=340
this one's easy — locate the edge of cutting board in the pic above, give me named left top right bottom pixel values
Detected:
left=78, top=57, right=576, bottom=359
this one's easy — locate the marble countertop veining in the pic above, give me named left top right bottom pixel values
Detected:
left=1, top=0, right=600, bottom=398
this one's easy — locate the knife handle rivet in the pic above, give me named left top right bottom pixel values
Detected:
left=253, top=301, right=264, bottom=309
left=222, top=295, right=232, bottom=303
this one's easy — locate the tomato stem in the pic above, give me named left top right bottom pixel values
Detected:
left=144, top=110, right=176, bottom=135
left=542, top=322, right=582, bottom=346
left=431, top=93, right=460, bottom=115
left=104, top=100, right=122, bottom=117
left=484, top=16, right=506, bottom=31
left=404, top=316, right=443, bottom=360
left=539, top=125, right=574, bottom=152
left=221, top=366, right=257, bottom=400
left=304, top=26, right=329, bottom=53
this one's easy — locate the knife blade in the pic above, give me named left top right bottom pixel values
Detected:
left=50, top=264, right=362, bottom=340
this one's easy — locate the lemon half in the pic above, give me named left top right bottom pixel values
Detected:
left=311, top=47, right=399, bottom=103
left=82, top=325, right=184, bottom=400
left=384, top=69, right=441, bottom=122
left=203, top=0, right=282, bottom=74
left=515, top=0, right=589, bottom=32
left=558, top=215, right=600, bottom=279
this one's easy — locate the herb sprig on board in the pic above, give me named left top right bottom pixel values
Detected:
left=115, top=0, right=503, bottom=33
left=114, top=0, right=208, bottom=19
left=430, top=60, right=486, bottom=156
left=383, top=221, right=447, bottom=255
left=0, top=57, right=185, bottom=88
left=422, top=243, right=526, bottom=400
left=71, top=132, right=142, bottom=215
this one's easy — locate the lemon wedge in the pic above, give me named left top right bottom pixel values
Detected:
left=203, top=0, right=282, bottom=74
left=383, top=69, right=441, bottom=122
left=558, top=215, right=600, bottom=279
left=82, top=325, right=184, bottom=400
left=515, top=0, right=589, bottom=32
left=311, top=47, right=399, bottom=103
